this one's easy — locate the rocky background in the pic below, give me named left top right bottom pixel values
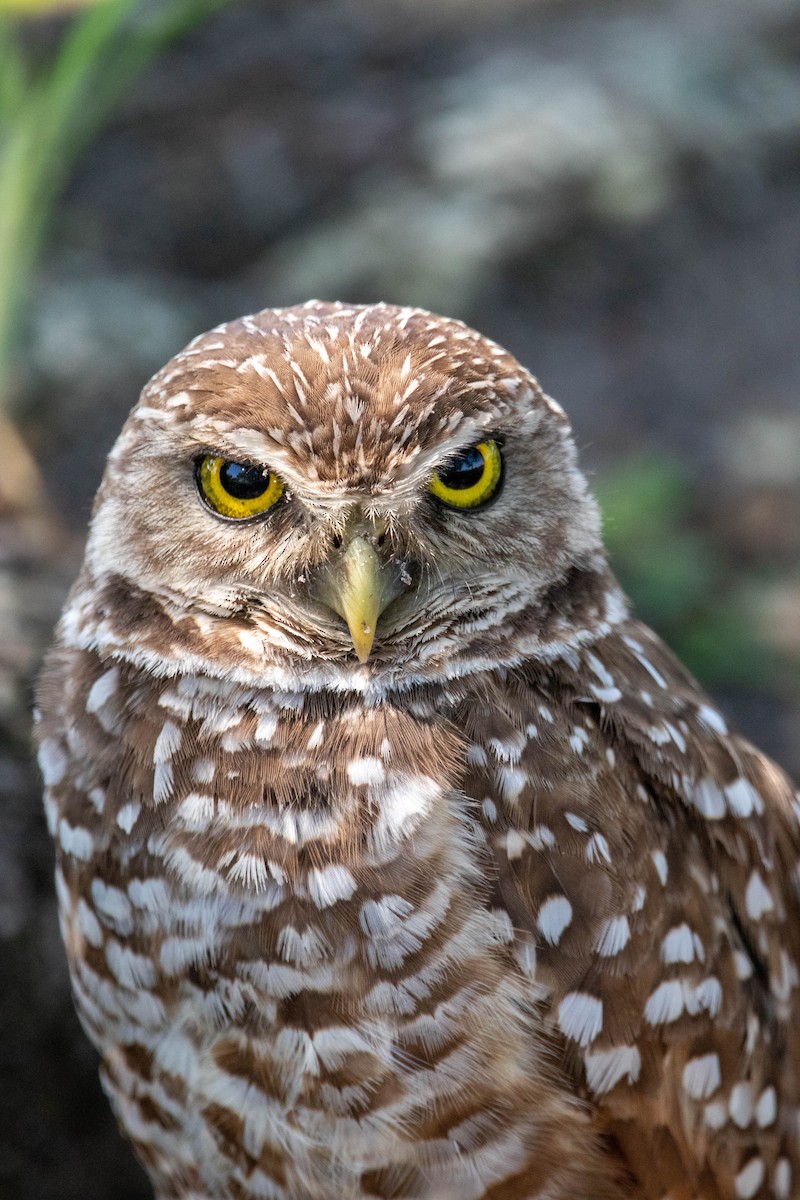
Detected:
left=1, top=0, right=799, bottom=1196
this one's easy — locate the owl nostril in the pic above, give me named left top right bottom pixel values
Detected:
left=375, top=533, right=386, bottom=547
left=331, top=534, right=343, bottom=550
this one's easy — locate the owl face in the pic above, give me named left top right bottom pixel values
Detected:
left=81, top=302, right=610, bottom=683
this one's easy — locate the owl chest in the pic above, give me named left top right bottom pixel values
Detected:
left=81, top=703, right=478, bottom=1039
left=47, top=663, right=643, bottom=1195
left=91, top=721, right=540, bottom=1194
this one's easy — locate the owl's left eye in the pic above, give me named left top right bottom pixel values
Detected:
left=429, top=439, right=503, bottom=510
left=196, top=455, right=284, bottom=520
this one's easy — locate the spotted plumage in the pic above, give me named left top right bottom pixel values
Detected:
left=36, top=302, right=800, bottom=1199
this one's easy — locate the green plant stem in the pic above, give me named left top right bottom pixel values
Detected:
left=0, top=0, right=231, bottom=405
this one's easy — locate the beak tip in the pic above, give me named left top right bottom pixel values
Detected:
left=351, top=630, right=375, bottom=663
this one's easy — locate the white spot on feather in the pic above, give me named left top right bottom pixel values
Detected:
left=57, top=819, right=94, bottom=861
left=661, top=923, right=703, bottom=964
left=735, top=1158, right=765, bottom=1199
left=729, top=1082, right=754, bottom=1128
left=165, top=937, right=216, bottom=977
left=692, top=976, right=723, bottom=1017
left=91, top=880, right=133, bottom=933
left=771, top=948, right=799, bottom=1005
left=514, top=938, right=537, bottom=977
left=39, top=739, right=68, bottom=786
left=584, top=1045, right=641, bottom=1095
left=307, top=721, right=325, bottom=749
left=734, top=950, right=754, bottom=980
left=565, top=812, right=588, bottom=832
left=254, top=713, right=278, bottom=745
left=530, top=825, right=557, bottom=849
left=505, top=829, right=526, bottom=860
left=569, top=728, right=589, bottom=754
left=116, top=801, right=140, bottom=833
left=307, top=865, right=357, bottom=909
left=652, top=849, right=668, bottom=885
left=725, top=778, right=764, bottom=817
left=467, top=744, right=487, bottom=766
left=489, top=907, right=515, bottom=944
left=692, top=778, right=727, bottom=820
left=359, top=894, right=414, bottom=937
left=704, top=1100, right=727, bottom=1128
left=176, top=792, right=215, bottom=831
left=192, top=757, right=215, bottom=783
left=153, top=720, right=181, bottom=764
left=774, top=1158, right=791, bottom=1199
left=227, top=853, right=270, bottom=891
left=347, top=757, right=385, bottom=786
left=105, top=941, right=156, bottom=989
left=697, top=704, right=728, bottom=735
left=586, top=832, right=612, bottom=865
left=488, top=736, right=523, bottom=764
left=665, top=721, right=686, bottom=752
left=558, top=992, right=603, bottom=1046
left=86, top=667, right=119, bottom=714
left=537, top=896, right=573, bottom=945
left=87, top=787, right=105, bottom=814
left=595, top=915, right=630, bottom=957
left=745, top=870, right=774, bottom=921
left=374, top=774, right=438, bottom=843
left=755, top=1085, right=776, bottom=1128
left=153, top=761, right=174, bottom=805
left=76, top=900, right=102, bottom=948
left=683, top=1052, right=721, bottom=1100
left=276, top=925, right=330, bottom=969
left=623, top=637, right=668, bottom=688
left=128, top=877, right=170, bottom=912
left=644, top=979, right=685, bottom=1024
left=498, top=766, right=527, bottom=801
left=153, top=1031, right=198, bottom=1080
left=585, top=652, right=616, bottom=689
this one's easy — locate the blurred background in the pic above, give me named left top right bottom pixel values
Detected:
left=0, top=0, right=798, bottom=1195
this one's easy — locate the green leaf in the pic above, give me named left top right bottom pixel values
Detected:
left=596, top=455, right=692, bottom=549
left=0, top=18, right=28, bottom=120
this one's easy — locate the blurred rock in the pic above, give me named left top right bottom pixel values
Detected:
left=723, top=410, right=800, bottom=487
left=763, top=581, right=800, bottom=657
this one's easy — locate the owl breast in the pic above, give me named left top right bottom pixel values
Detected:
left=40, top=646, right=616, bottom=1200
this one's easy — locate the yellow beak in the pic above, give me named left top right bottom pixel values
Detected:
left=334, top=537, right=385, bottom=662
left=313, top=535, right=403, bottom=662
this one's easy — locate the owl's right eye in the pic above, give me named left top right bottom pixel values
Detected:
left=195, top=455, right=284, bottom=520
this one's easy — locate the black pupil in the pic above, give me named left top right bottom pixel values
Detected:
left=220, top=461, right=269, bottom=499
left=439, top=446, right=486, bottom=490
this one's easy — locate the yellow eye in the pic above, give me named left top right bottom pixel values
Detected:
left=196, top=455, right=284, bottom=519
left=429, top=439, right=503, bottom=509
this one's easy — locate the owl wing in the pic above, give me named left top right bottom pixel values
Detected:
left=461, top=619, right=800, bottom=1200
left=584, top=620, right=800, bottom=1199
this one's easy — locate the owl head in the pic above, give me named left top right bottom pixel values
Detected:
left=76, top=302, right=622, bottom=690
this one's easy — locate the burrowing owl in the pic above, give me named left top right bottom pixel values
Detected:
left=36, top=302, right=800, bottom=1200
